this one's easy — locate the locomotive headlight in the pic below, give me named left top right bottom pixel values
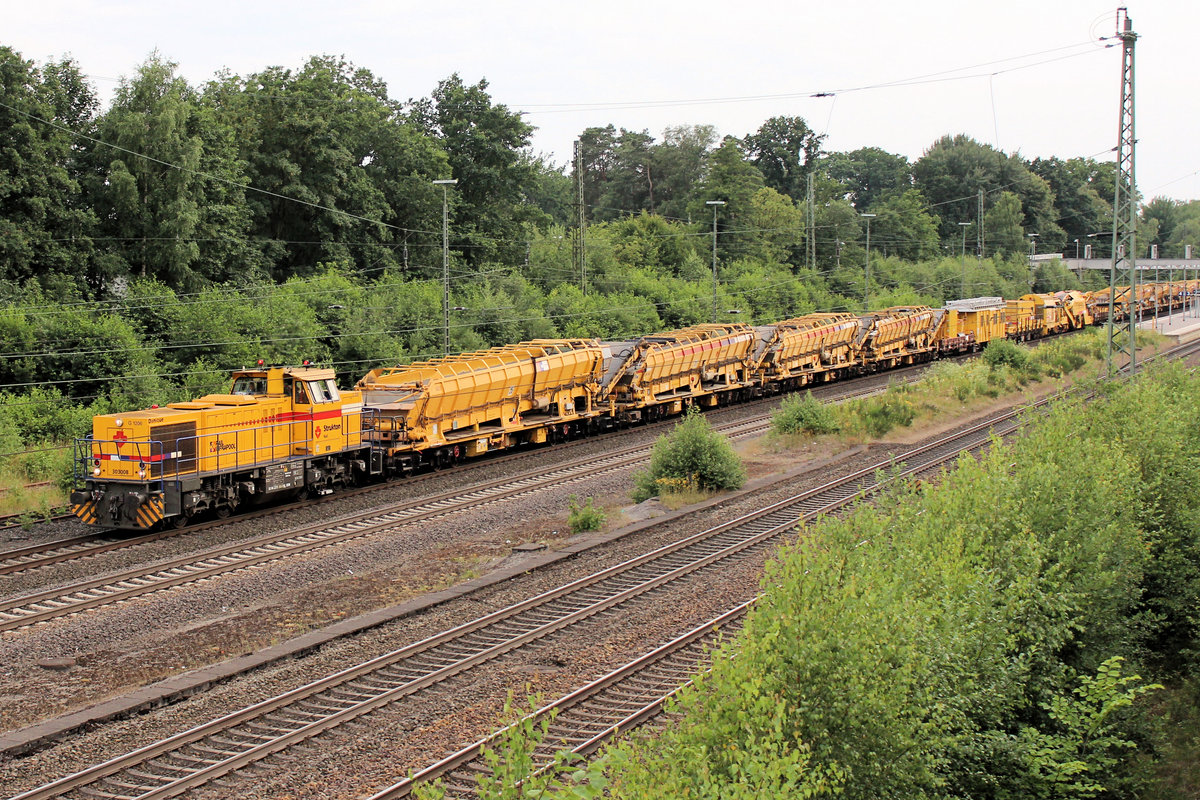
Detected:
left=93, top=467, right=101, bottom=476
left=114, top=418, right=123, bottom=427
left=138, top=469, right=146, bottom=479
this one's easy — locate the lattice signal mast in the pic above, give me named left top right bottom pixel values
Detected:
left=1107, top=8, right=1138, bottom=375
left=573, top=139, right=587, bottom=294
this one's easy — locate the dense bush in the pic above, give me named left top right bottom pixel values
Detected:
left=633, top=407, right=746, bottom=502
left=856, top=390, right=918, bottom=437
left=771, top=391, right=841, bottom=436
left=982, top=337, right=1032, bottom=372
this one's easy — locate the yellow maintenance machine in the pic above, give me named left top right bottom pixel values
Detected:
left=599, top=324, right=757, bottom=420
left=357, top=339, right=606, bottom=471
left=856, top=307, right=942, bottom=368
left=750, top=313, right=861, bottom=389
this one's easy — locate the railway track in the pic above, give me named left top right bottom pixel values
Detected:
left=2, top=335, right=1188, bottom=629
left=374, top=600, right=752, bottom=799
left=8, top=401, right=1033, bottom=800
left=0, top=511, right=72, bottom=536
left=0, top=357, right=916, bottom=582
left=0, top=402, right=785, bottom=632
left=0, top=360, right=912, bottom=608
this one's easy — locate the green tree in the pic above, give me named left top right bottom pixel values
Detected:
left=0, top=47, right=98, bottom=294
left=523, top=153, right=573, bottom=227
left=1030, top=156, right=1115, bottom=252
left=742, top=115, right=825, bottom=202
left=914, top=134, right=1064, bottom=251
left=690, top=137, right=766, bottom=262
left=742, top=187, right=805, bottom=265
left=1165, top=208, right=1200, bottom=258
left=1140, top=196, right=1180, bottom=256
left=651, top=124, right=718, bottom=220
left=89, top=53, right=207, bottom=288
left=985, top=191, right=1027, bottom=258
left=411, top=74, right=538, bottom=265
left=595, top=127, right=658, bottom=220
left=867, top=188, right=941, bottom=261
left=216, top=56, right=443, bottom=281
left=823, top=146, right=912, bottom=211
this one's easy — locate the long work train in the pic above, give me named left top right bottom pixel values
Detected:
left=71, top=281, right=1197, bottom=530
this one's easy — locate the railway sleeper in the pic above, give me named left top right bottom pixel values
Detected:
left=125, top=766, right=183, bottom=783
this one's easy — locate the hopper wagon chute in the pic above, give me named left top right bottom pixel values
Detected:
left=598, top=323, right=757, bottom=421
left=356, top=339, right=606, bottom=472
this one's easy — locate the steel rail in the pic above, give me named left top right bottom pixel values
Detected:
left=374, top=601, right=752, bottom=799
left=382, top=335, right=1200, bottom=798
left=0, top=367, right=902, bottom=630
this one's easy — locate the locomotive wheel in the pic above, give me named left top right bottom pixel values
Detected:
left=171, top=514, right=190, bottom=529
left=215, top=505, right=233, bottom=519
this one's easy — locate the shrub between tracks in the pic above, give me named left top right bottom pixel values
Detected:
left=632, top=407, right=746, bottom=504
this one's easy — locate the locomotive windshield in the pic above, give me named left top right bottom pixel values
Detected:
left=231, top=376, right=267, bottom=395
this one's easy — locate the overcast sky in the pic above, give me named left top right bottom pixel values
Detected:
left=8, top=1, right=1199, bottom=203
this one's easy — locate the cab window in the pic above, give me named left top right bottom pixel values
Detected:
left=306, top=379, right=339, bottom=403
left=294, top=381, right=309, bottom=404
left=231, top=376, right=266, bottom=395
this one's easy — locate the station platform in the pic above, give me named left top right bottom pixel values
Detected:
left=1137, top=306, right=1200, bottom=344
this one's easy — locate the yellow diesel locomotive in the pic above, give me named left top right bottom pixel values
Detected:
left=72, top=364, right=374, bottom=529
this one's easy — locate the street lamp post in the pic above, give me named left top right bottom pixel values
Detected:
left=861, top=213, right=876, bottom=311
left=433, top=178, right=458, bottom=356
left=958, top=222, right=970, bottom=299
left=706, top=200, right=726, bottom=324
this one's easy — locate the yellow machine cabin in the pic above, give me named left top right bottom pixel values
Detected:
left=1005, top=299, right=1039, bottom=340
left=1020, top=293, right=1072, bottom=336
left=941, top=297, right=1007, bottom=352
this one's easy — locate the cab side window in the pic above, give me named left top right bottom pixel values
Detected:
left=306, top=380, right=336, bottom=403
left=294, top=381, right=309, bottom=404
